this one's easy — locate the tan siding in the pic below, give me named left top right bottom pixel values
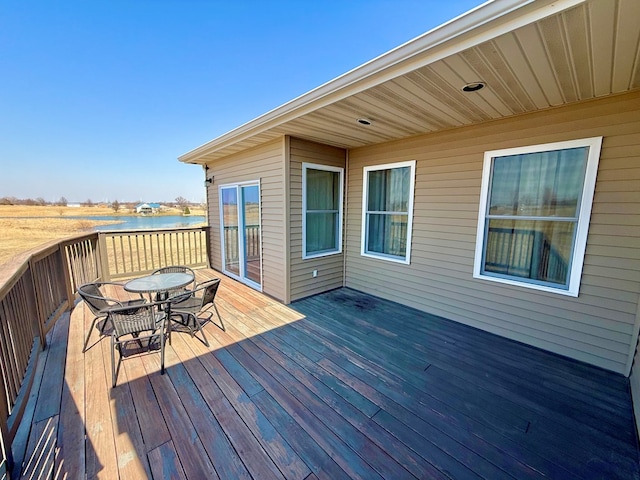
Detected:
left=204, top=139, right=286, bottom=301
left=346, top=91, right=640, bottom=374
left=289, top=137, right=346, bottom=301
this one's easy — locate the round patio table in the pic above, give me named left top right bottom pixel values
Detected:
left=124, top=272, right=194, bottom=295
left=124, top=272, right=195, bottom=343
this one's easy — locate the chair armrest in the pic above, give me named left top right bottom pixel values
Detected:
left=168, top=292, right=193, bottom=305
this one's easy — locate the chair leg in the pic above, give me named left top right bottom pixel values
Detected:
left=160, top=328, right=165, bottom=375
left=83, top=316, right=100, bottom=353
left=111, top=336, right=117, bottom=387
left=182, top=312, right=209, bottom=347
left=191, top=313, right=209, bottom=347
left=213, top=303, right=224, bottom=332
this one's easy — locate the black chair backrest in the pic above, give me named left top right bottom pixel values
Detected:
left=110, top=303, right=159, bottom=338
left=78, top=283, right=114, bottom=314
left=152, top=266, right=196, bottom=300
left=200, top=279, right=220, bottom=308
left=152, top=266, right=195, bottom=276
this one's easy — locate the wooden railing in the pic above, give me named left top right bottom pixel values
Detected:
left=100, top=227, right=209, bottom=280
left=223, top=225, right=261, bottom=264
left=0, top=225, right=209, bottom=478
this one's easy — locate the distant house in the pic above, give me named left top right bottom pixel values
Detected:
left=179, top=0, right=640, bottom=432
left=135, top=203, right=161, bottom=214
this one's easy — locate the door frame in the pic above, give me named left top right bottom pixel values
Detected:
left=218, top=180, right=263, bottom=291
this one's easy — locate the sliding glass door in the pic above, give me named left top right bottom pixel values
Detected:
left=220, top=182, right=262, bottom=290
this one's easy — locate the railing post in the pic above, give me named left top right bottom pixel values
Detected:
left=97, top=233, right=111, bottom=281
left=204, top=226, right=212, bottom=268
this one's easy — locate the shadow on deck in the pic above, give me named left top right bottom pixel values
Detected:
left=11, top=269, right=640, bottom=479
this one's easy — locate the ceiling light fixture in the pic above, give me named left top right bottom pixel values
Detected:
left=462, top=82, right=485, bottom=92
left=356, top=117, right=373, bottom=126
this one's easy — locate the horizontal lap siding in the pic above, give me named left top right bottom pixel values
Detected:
left=289, top=137, right=346, bottom=301
left=205, top=139, right=287, bottom=302
left=345, top=91, right=640, bottom=374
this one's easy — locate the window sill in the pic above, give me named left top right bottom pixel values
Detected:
left=473, top=272, right=578, bottom=297
left=361, top=251, right=410, bottom=265
left=303, top=250, right=342, bottom=260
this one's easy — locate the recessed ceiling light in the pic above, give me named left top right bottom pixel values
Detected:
left=462, top=82, right=485, bottom=92
left=356, top=117, right=373, bottom=126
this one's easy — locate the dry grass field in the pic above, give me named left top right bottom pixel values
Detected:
left=0, top=205, right=206, bottom=267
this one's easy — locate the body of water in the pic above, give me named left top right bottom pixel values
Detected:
left=86, top=215, right=206, bottom=231
left=0, top=214, right=207, bottom=230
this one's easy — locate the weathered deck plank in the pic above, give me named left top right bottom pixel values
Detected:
left=167, top=335, right=253, bottom=480
left=56, top=304, right=86, bottom=479
left=140, top=352, right=219, bottom=480
left=12, top=269, right=640, bottom=480
left=147, top=441, right=187, bottom=480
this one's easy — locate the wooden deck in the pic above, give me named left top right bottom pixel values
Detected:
left=11, top=269, right=640, bottom=479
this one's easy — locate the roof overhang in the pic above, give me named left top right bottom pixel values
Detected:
left=179, top=0, right=640, bottom=165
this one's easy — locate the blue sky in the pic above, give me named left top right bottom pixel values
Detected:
left=1, top=0, right=482, bottom=204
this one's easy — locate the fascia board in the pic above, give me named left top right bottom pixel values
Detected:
left=179, top=0, right=585, bottom=164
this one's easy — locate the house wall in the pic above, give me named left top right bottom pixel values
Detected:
left=345, top=90, right=640, bottom=376
left=288, top=137, right=346, bottom=301
left=204, top=138, right=287, bottom=302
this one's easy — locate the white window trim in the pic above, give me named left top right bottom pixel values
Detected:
left=218, top=180, right=263, bottom=292
left=473, top=136, right=602, bottom=297
left=361, top=160, right=416, bottom=265
left=302, top=162, right=344, bottom=259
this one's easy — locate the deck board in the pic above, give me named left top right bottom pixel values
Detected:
left=13, top=269, right=640, bottom=480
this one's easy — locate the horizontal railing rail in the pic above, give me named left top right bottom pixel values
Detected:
left=0, top=225, right=209, bottom=478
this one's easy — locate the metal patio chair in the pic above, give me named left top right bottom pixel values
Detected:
left=78, top=282, right=146, bottom=352
left=110, top=301, right=167, bottom=387
left=169, top=278, right=222, bottom=347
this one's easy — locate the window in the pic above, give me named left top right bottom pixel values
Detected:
left=474, top=137, right=602, bottom=296
left=361, top=161, right=416, bottom=264
left=302, top=163, right=344, bottom=258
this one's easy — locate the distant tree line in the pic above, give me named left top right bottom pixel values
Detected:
left=0, top=196, right=71, bottom=206
left=0, top=196, right=205, bottom=213
left=0, top=196, right=48, bottom=206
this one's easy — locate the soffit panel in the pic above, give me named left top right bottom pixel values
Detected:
left=187, top=0, right=640, bottom=164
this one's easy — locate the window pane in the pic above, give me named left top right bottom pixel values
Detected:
left=489, top=147, right=588, bottom=217
left=306, top=212, right=337, bottom=253
left=484, top=218, right=576, bottom=286
left=221, top=187, right=240, bottom=276
left=366, top=213, right=408, bottom=257
left=367, top=166, right=410, bottom=212
left=307, top=169, right=339, bottom=210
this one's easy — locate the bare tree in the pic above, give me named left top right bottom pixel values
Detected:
left=57, top=196, right=68, bottom=207
left=175, top=196, right=189, bottom=208
left=35, top=197, right=47, bottom=206
left=111, top=200, right=120, bottom=212
left=82, top=199, right=94, bottom=207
